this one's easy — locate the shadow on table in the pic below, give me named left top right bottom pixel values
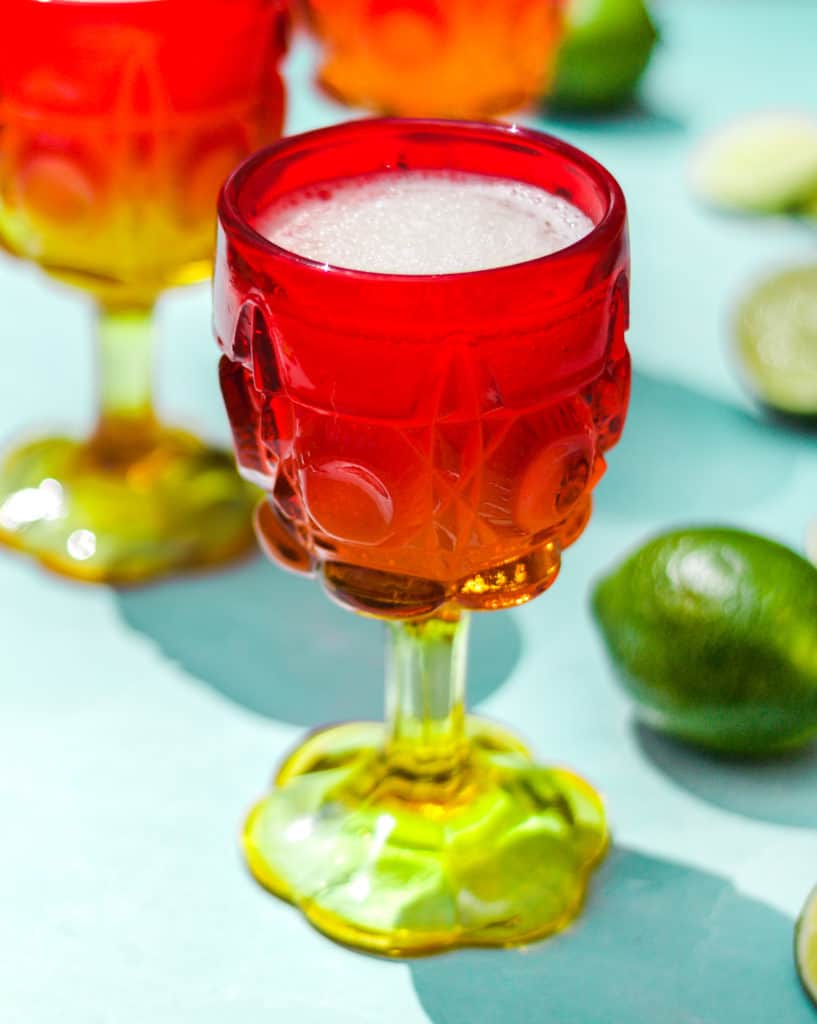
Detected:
left=634, top=723, right=817, bottom=829
left=595, top=371, right=802, bottom=522
left=411, top=847, right=812, bottom=1024
left=115, top=557, right=523, bottom=727
left=538, top=99, right=685, bottom=137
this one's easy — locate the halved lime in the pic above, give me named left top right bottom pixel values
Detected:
left=690, top=113, right=817, bottom=213
left=735, top=265, right=817, bottom=416
left=796, top=884, right=817, bottom=1008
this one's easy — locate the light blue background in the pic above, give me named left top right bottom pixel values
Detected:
left=2, top=2, right=817, bottom=1021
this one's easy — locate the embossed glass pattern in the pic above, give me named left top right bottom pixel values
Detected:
left=215, top=119, right=631, bottom=955
left=0, top=0, right=289, bottom=582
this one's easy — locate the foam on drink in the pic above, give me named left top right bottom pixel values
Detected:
left=255, top=170, right=594, bottom=275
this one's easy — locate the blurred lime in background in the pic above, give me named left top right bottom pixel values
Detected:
left=549, top=0, right=658, bottom=111
left=797, top=885, right=817, bottom=1009
left=808, top=519, right=817, bottom=567
left=690, top=113, right=817, bottom=213
left=735, top=265, right=817, bottom=417
left=592, top=528, right=817, bottom=755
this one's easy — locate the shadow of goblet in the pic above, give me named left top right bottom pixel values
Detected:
left=115, top=556, right=524, bottom=727
left=410, top=846, right=813, bottom=1024
left=595, top=371, right=809, bottom=524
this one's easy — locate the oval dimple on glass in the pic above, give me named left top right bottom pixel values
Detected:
left=215, top=117, right=631, bottom=956
left=0, top=0, right=290, bottom=583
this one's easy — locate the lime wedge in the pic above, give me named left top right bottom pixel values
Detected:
left=690, top=113, right=817, bottom=213
left=735, top=266, right=817, bottom=416
left=796, top=884, right=817, bottom=1008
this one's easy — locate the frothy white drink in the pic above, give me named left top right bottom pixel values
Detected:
left=256, top=170, right=594, bottom=275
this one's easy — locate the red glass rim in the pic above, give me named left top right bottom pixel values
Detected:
left=6, top=0, right=283, bottom=10
left=9, top=0, right=260, bottom=6
left=218, top=117, right=627, bottom=286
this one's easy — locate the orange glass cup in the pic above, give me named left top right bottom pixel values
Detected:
left=0, top=0, right=289, bottom=583
left=302, top=0, right=565, bottom=117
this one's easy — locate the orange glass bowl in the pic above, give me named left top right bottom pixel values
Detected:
left=0, top=0, right=289, bottom=583
left=301, top=0, right=566, bottom=117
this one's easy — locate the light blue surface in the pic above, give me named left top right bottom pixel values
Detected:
left=2, top=2, right=817, bottom=1021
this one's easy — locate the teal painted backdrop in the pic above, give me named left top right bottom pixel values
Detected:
left=2, top=2, right=816, bottom=1021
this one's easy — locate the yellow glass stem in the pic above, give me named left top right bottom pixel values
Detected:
left=385, top=614, right=469, bottom=781
left=0, top=303, right=256, bottom=583
left=243, top=610, right=610, bottom=956
left=91, top=304, right=158, bottom=464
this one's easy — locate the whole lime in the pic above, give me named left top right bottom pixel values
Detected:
left=592, top=528, right=817, bottom=755
left=549, top=0, right=658, bottom=112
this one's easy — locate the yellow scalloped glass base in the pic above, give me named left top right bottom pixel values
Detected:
left=244, top=718, right=609, bottom=956
left=0, top=429, right=256, bottom=583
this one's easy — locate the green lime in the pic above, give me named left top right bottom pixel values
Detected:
left=690, top=113, right=817, bottom=213
left=808, top=519, right=817, bottom=568
left=592, top=527, right=817, bottom=755
left=735, top=265, right=817, bottom=417
left=801, top=190, right=817, bottom=221
left=796, top=884, right=817, bottom=1009
left=549, top=0, right=658, bottom=112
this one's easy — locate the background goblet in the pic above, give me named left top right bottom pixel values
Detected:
left=0, top=0, right=289, bottom=583
left=215, top=119, right=630, bottom=955
left=300, top=0, right=565, bottom=118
